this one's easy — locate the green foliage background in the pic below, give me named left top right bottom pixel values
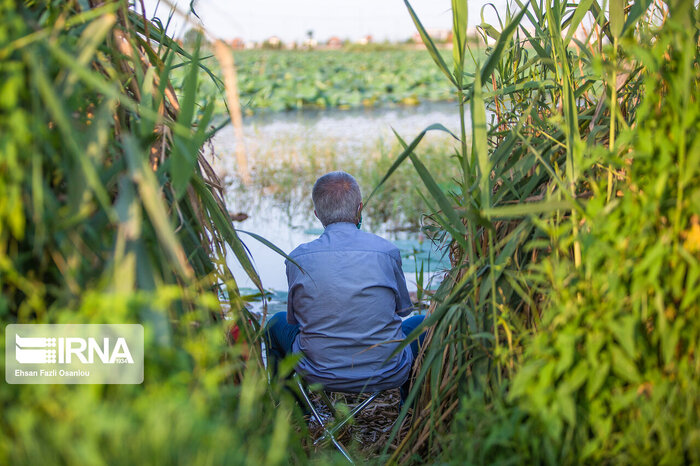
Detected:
left=374, top=0, right=699, bottom=464
left=0, top=1, right=305, bottom=464
left=449, top=14, right=700, bottom=461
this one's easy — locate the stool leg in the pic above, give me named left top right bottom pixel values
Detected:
left=294, top=375, right=354, bottom=464
left=320, top=392, right=380, bottom=442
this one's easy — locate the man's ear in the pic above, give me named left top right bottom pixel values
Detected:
left=314, top=209, right=318, bottom=220
left=357, top=202, right=363, bottom=220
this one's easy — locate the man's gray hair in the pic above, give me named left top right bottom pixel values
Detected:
left=312, top=171, right=362, bottom=227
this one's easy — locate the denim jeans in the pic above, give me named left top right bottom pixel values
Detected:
left=399, top=314, right=426, bottom=401
left=263, top=312, right=300, bottom=376
left=264, top=311, right=426, bottom=400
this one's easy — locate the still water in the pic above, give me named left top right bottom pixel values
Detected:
left=211, top=101, right=466, bottom=168
left=208, top=102, right=465, bottom=314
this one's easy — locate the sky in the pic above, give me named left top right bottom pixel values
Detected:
left=144, top=0, right=510, bottom=43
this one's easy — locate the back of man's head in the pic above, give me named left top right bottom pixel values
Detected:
left=312, top=171, right=362, bottom=227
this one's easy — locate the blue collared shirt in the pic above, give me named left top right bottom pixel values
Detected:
left=286, top=222, right=413, bottom=392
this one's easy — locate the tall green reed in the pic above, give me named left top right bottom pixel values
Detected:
left=458, top=5, right=699, bottom=461
left=0, top=1, right=304, bottom=463
left=363, top=0, right=695, bottom=462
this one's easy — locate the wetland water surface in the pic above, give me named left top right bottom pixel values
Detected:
left=209, top=103, right=466, bottom=315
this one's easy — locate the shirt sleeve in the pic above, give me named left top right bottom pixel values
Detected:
left=285, top=260, right=299, bottom=325
left=393, top=254, right=413, bottom=317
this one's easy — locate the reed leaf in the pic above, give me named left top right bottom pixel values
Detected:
left=563, top=0, right=596, bottom=45
left=622, top=0, right=654, bottom=34
left=403, top=0, right=457, bottom=87
left=451, top=0, right=468, bottom=85
left=471, top=64, right=490, bottom=210
left=609, top=0, right=626, bottom=39
left=479, top=7, right=527, bottom=86
left=364, top=123, right=457, bottom=205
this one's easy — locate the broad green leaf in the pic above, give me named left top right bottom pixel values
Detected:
left=480, top=23, right=501, bottom=41
left=608, top=314, right=637, bottom=359
left=586, top=360, right=610, bottom=399
left=610, top=344, right=641, bottom=383
left=556, top=389, right=576, bottom=425
left=555, top=333, right=576, bottom=377
left=510, top=360, right=547, bottom=400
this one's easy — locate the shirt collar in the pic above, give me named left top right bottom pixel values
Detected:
left=324, top=222, right=358, bottom=233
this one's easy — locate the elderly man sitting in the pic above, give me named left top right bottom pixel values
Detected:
left=264, top=171, right=425, bottom=398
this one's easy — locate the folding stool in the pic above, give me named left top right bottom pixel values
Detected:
left=293, top=372, right=390, bottom=464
